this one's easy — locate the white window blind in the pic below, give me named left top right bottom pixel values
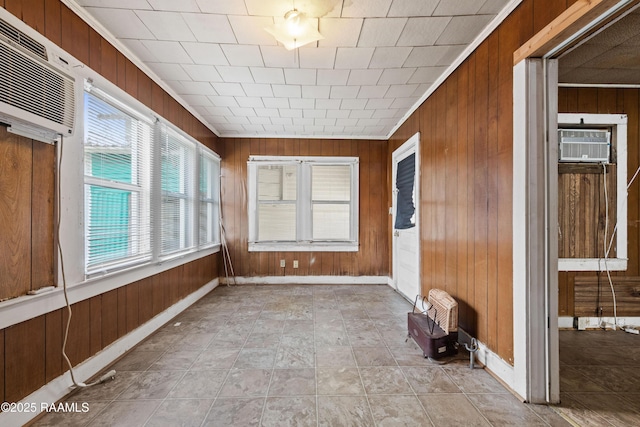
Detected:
left=248, top=156, right=359, bottom=252
left=83, top=90, right=153, bottom=272
left=160, top=126, right=196, bottom=256
left=199, top=150, right=220, bottom=247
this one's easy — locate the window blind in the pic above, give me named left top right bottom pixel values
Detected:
left=199, top=150, right=220, bottom=247
left=84, top=90, right=153, bottom=272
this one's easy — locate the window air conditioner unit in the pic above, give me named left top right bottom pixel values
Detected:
left=0, top=16, right=75, bottom=143
left=558, top=128, right=610, bottom=163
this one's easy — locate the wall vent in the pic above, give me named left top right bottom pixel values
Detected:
left=0, top=18, right=75, bottom=140
left=559, top=129, right=610, bottom=163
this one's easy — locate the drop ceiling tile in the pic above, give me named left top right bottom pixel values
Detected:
left=236, top=97, right=265, bottom=108
left=229, top=16, right=276, bottom=45
left=176, top=81, right=218, bottom=95
left=226, top=115, right=251, bottom=124
left=404, top=45, right=464, bottom=67
left=249, top=116, right=272, bottom=125
left=139, top=40, right=192, bottom=63
left=315, top=99, right=341, bottom=109
left=84, top=8, right=154, bottom=39
left=412, top=83, right=432, bottom=97
left=260, top=46, right=298, bottom=68
left=436, top=15, right=494, bottom=45
left=390, top=97, right=418, bottom=108
left=363, top=125, right=385, bottom=134
left=205, top=106, right=232, bottom=115
left=397, top=17, right=451, bottom=46
left=262, top=97, right=289, bottom=108
left=290, top=98, right=315, bottom=109
left=148, top=0, right=200, bottom=12
left=196, top=0, right=247, bottom=14
left=378, top=68, right=415, bottom=85
left=376, top=118, right=399, bottom=126
left=216, top=66, right=255, bottom=83
left=217, top=123, right=244, bottom=131
left=479, top=0, right=510, bottom=14
left=263, top=124, right=285, bottom=132
left=357, top=85, right=390, bottom=98
left=254, top=108, right=280, bottom=117
left=243, top=124, right=266, bottom=132
left=372, top=108, right=400, bottom=118
left=284, top=69, right=317, bottom=85
left=280, top=109, right=303, bottom=118
left=350, top=110, right=374, bottom=119
left=78, top=0, right=151, bottom=8
left=221, top=45, right=264, bottom=66
left=341, top=99, right=367, bottom=110
left=433, top=0, right=483, bottom=16
left=231, top=107, right=257, bottom=116
left=179, top=94, right=212, bottom=106
left=151, top=63, right=192, bottom=80
left=273, top=85, right=301, bottom=98
left=302, top=86, right=331, bottom=99
left=315, top=118, right=336, bottom=126
left=387, top=0, right=439, bottom=16
left=358, top=18, right=407, bottom=47
left=293, top=118, right=314, bottom=126
left=384, top=84, right=419, bottom=98
left=318, top=18, right=363, bottom=47
left=341, top=0, right=393, bottom=18
left=180, top=13, right=235, bottom=43
left=327, top=109, right=351, bottom=119
left=357, top=118, right=380, bottom=127
left=347, top=69, right=383, bottom=86
left=271, top=117, right=292, bottom=125
left=305, top=125, right=324, bottom=132
left=182, top=66, right=223, bottom=85
left=251, top=67, right=285, bottom=84
left=182, top=42, right=229, bottom=65
left=210, top=96, right=239, bottom=107
left=365, top=98, right=394, bottom=109
left=317, top=69, right=350, bottom=85
left=303, top=109, right=326, bottom=118
left=120, top=39, right=157, bottom=62
left=285, top=125, right=305, bottom=132
left=408, top=67, right=447, bottom=84
left=299, top=48, right=337, bottom=69
left=136, top=11, right=196, bottom=41
left=369, top=47, right=412, bottom=68
left=243, top=0, right=291, bottom=17
left=242, top=83, right=274, bottom=97
left=336, top=118, right=359, bottom=126
left=212, top=82, right=245, bottom=96
left=325, top=126, right=345, bottom=133
left=330, top=86, right=360, bottom=98
left=334, top=48, right=374, bottom=69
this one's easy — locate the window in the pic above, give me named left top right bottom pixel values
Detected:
left=84, top=90, right=153, bottom=272
left=83, top=84, right=220, bottom=275
left=248, top=156, right=359, bottom=251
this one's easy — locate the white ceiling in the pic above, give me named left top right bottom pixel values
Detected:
left=70, top=0, right=512, bottom=139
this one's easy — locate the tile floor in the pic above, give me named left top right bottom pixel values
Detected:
left=34, top=284, right=574, bottom=426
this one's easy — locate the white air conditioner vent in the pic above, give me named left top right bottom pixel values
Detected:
left=559, top=129, right=610, bottom=163
left=0, top=18, right=75, bottom=137
left=0, top=17, right=47, bottom=61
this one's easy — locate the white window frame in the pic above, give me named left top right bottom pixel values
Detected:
left=199, top=148, right=221, bottom=248
left=248, top=155, right=359, bottom=252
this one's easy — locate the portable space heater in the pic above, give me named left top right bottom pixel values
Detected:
left=407, top=289, right=458, bottom=359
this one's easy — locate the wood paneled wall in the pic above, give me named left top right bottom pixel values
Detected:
left=220, top=138, right=389, bottom=277
left=558, top=87, right=640, bottom=317
left=0, top=0, right=221, bottom=405
left=388, top=0, right=581, bottom=365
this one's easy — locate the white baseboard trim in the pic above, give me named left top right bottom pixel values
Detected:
left=458, top=328, right=516, bottom=396
left=577, top=316, right=640, bottom=330
left=558, top=316, right=575, bottom=329
left=0, top=279, right=218, bottom=427
left=220, top=275, right=389, bottom=285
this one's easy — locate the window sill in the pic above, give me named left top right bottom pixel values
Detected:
left=248, top=242, right=358, bottom=252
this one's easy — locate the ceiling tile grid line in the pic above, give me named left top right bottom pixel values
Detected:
left=67, top=0, right=519, bottom=139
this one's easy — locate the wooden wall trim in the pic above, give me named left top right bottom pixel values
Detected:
left=514, top=0, right=631, bottom=63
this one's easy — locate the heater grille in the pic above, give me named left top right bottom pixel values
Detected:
left=428, top=289, right=458, bottom=334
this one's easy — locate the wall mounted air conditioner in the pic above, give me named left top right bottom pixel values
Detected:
left=558, top=128, right=610, bottom=163
left=0, top=16, right=75, bottom=143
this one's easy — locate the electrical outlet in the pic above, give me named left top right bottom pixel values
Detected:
left=280, top=259, right=286, bottom=268
left=293, top=260, right=299, bottom=269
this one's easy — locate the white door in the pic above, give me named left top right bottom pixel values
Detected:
left=392, top=133, right=420, bottom=303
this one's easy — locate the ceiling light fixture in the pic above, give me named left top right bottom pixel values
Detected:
left=265, top=9, right=324, bottom=50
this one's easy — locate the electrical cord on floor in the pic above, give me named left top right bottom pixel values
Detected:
left=56, top=137, right=116, bottom=389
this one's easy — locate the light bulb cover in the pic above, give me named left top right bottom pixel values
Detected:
left=265, top=9, right=324, bottom=50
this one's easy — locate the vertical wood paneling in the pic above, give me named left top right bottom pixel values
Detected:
left=60, top=4, right=88, bottom=65
left=45, top=309, right=62, bottom=382
left=5, top=317, right=45, bottom=402
left=89, top=296, right=102, bottom=355
left=43, top=0, right=61, bottom=45
left=101, top=289, right=118, bottom=347
left=126, top=280, right=139, bottom=333
left=0, top=129, right=32, bottom=299
left=88, top=27, right=102, bottom=73
left=62, top=299, right=91, bottom=366
left=31, top=142, right=55, bottom=289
